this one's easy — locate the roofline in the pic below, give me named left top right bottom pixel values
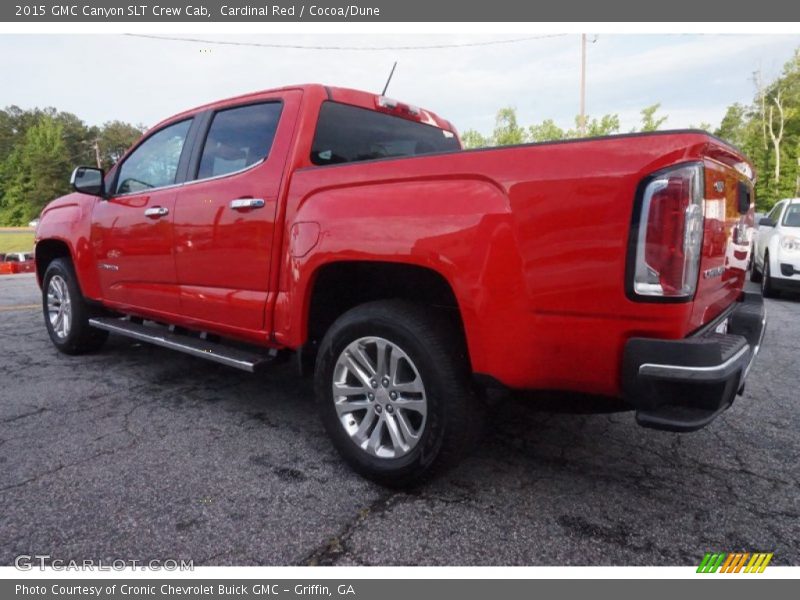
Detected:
left=144, top=83, right=453, bottom=134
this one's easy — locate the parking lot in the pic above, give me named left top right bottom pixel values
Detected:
left=1, top=273, right=798, bottom=566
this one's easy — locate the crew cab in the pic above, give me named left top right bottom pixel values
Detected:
left=35, top=84, right=766, bottom=485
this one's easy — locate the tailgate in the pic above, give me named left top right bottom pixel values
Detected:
left=689, top=153, right=755, bottom=330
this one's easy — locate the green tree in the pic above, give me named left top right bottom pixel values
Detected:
left=0, top=106, right=145, bottom=225
left=0, top=115, right=71, bottom=225
left=460, top=129, right=489, bottom=149
left=716, top=50, right=800, bottom=209
left=639, top=103, right=668, bottom=132
left=714, top=104, right=748, bottom=148
left=529, top=119, right=566, bottom=142
left=583, top=114, right=621, bottom=137
left=491, top=107, right=528, bottom=146
left=97, top=120, right=146, bottom=168
left=688, top=121, right=712, bottom=132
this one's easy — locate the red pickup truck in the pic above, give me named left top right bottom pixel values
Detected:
left=35, top=84, right=766, bottom=485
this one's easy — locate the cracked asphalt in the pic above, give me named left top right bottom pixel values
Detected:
left=1, top=273, right=798, bottom=566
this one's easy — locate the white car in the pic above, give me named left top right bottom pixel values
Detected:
left=751, top=198, right=800, bottom=297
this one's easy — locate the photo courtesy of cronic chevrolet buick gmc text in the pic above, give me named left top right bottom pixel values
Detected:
left=33, top=84, right=766, bottom=486
left=750, top=197, right=800, bottom=297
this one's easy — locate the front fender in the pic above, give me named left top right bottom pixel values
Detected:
left=35, top=193, right=100, bottom=299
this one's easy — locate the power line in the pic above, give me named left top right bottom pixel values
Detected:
left=122, top=33, right=567, bottom=51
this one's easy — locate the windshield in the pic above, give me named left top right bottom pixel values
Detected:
left=782, top=203, right=800, bottom=228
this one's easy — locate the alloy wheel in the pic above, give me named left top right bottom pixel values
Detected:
left=47, top=275, right=72, bottom=339
left=331, top=336, right=428, bottom=459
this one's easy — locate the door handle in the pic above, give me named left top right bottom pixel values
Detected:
left=230, top=198, right=266, bottom=210
left=144, top=206, right=169, bottom=218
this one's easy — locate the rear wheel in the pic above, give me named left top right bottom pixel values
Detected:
left=761, top=253, right=778, bottom=298
left=42, top=258, right=108, bottom=354
left=314, top=300, right=482, bottom=487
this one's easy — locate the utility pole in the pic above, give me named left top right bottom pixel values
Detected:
left=579, top=33, right=586, bottom=136
left=93, top=139, right=102, bottom=168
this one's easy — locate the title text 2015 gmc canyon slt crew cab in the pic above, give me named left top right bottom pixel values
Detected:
left=35, top=84, right=766, bottom=485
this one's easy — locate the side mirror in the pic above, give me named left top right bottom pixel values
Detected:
left=71, top=166, right=106, bottom=197
left=758, top=217, right=775, bottom=228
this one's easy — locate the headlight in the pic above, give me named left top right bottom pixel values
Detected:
left=781, top=235, right=800, bottom=251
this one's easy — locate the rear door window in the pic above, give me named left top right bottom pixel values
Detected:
left=311, top=101, right=460, bottom=166
left=196, top=102, right=283, bottom=180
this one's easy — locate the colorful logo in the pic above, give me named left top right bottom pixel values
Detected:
left=697, top=552, right=774, bottom=573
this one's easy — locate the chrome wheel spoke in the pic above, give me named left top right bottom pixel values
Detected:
left=333, top=381, right=368, bottom=396
left=384, top=413, right=408, bottom=454
left=334, top=398, right=372, bottom=417
left=352, top=407, right=377, bottom=444
left=393, top=397, right=427, bottom=416
left=344, top=353, right=373, bottom=388
left=352, top=344, right=377, bottom=378
left=366, top=418, right=385, bottom=454
left=395, top=411, right=420, bottom=444
left=392, top=379, right=425, bottom=395
left=388, top=352, right=401, bottom=384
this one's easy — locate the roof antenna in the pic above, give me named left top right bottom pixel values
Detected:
left=381, top=61, right=397, bottom=96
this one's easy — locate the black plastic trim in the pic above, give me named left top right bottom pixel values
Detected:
left=183, top=110, right=213, bottom=183
left=623, top=291, right=766, bottom=432
left=295, top=128, right=746, bottom=173
left=772, top=276, right=800, bottom=292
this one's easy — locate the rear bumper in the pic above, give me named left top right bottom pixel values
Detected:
left=622, top=291, right=766, bottom=432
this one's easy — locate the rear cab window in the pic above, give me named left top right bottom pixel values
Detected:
left=310, top=101, right=460, bottom=166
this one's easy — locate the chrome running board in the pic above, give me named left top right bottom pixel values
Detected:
left=89, top=317, right=276, bottom=372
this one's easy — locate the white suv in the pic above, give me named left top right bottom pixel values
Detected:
left=751, top=198, right=800, bottom=297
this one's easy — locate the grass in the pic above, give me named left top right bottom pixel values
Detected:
left=0, top=229, right=35, bottom=253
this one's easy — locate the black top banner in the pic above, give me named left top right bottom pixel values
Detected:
left=3, top=0, right=800, bottom=22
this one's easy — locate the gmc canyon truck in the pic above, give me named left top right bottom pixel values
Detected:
left=35, top=84, right=766, bottom=485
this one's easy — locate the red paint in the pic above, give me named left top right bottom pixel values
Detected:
left=34, top=84, right=755, bottom=398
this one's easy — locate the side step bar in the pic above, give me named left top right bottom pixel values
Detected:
left=88, top=317, right=277, bottom=372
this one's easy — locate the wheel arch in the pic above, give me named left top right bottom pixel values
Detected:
left=35, top=238, right=73, bottom=286
left=303, top=260, right=468, bottom=365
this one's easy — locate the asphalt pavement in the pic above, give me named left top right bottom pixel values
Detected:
left=1, top=273, right=798, bottom=566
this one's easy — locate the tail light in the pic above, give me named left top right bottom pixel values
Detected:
left=631, top=163, right=704, bottom=299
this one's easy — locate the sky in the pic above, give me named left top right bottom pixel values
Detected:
left=1, top=33, right=799, bottom=135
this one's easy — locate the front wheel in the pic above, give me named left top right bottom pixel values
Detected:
left=761, top=254, right=778, bottom=298
left=314, top=300, right=482, bottom=487
left=42, top=258, right=108, bottom=354
left=749, top=255, right=762, bottom=282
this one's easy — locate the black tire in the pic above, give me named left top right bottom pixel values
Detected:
left=749, top=256, right=762, bottom=283
left=42, top=257, right=108, bottom=354
left=761, top=254, right=778, bottom=298
left=314, top=300, right=483, bottom=487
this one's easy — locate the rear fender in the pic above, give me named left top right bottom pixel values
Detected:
left=273, top=176, right=523, bottom=379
